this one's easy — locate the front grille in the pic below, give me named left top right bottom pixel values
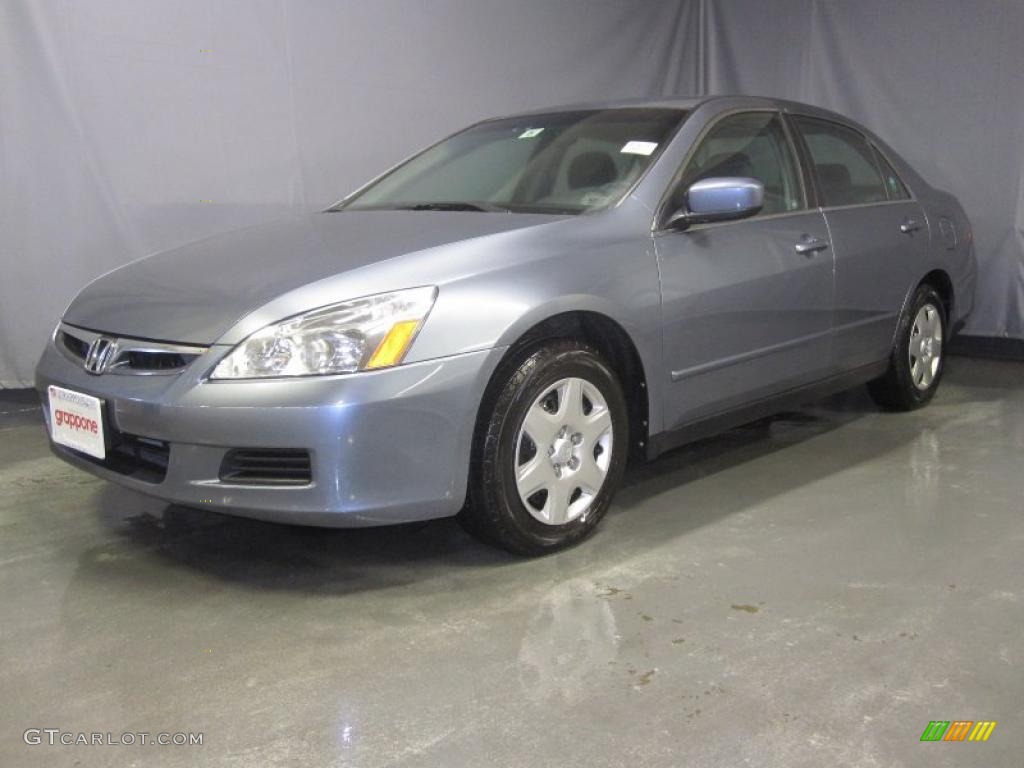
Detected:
left=72, top=432, right=170, bottom=483
left=57, top=324, right=206, bottom=375
left=59, top=330, right=89, bottom=360
left=122, top=350, right=191, bottom=371
left=219, top=449, right=313, bottom=486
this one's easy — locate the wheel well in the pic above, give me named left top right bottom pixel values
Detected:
left=921, top=269, right=954, bottom=320
left=501, top=311, right=650, bottom=460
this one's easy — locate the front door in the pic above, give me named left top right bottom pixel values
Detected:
left=655, top=110, right=835, bottom=431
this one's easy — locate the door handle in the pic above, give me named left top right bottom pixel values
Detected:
left=794, top=236, right=830, bottom=255
left=900, top=219, right=921, bottom=233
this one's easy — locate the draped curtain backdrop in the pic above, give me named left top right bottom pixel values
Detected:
left=2, top=0, right=1022, bottom=386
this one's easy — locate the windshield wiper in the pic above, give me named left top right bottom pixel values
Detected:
left=398, top=201, right=511, bottom=213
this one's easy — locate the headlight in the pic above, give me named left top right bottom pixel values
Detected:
left=211, top=286, right=437, bottom=379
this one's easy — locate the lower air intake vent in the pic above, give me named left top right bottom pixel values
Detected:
left=219, top=449, right=312, bottom=486
left=71, top=432, right=170, bottom=484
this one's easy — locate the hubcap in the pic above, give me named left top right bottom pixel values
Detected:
left=514, top=377, right=614, bottom=525
left=909, top=303, right=943, bottom=391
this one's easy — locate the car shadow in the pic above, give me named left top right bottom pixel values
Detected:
left=595, top=388, right=893, bottom=554
left=82, top=381, right=921, bottom=596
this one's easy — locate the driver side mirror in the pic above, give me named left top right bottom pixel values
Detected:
left=666, top=177, right=764, bottom=231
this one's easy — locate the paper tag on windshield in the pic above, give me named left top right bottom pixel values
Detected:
left=518, top=128, right=544, bottom=139
left=621, top=140, right=658, bottom=156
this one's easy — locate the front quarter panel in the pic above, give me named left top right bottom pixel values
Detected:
left=408, top=203, right=665, bottom=431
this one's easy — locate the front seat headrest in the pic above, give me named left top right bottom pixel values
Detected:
left=700, top=151, right=755, bottom=180
left=568, top=151, right=618, bottom=190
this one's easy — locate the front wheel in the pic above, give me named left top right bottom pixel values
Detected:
left=867, top=284, right=947, bottom=410
left=461, top=340, right=628, bottom=555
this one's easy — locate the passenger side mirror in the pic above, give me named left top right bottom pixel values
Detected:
left=666, top=177, right=765, bottom=230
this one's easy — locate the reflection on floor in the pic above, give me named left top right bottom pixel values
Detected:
left=1, top=358, right=1021, bottom=767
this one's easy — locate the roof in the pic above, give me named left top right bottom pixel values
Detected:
left=503, top=94, right=854, bottom=122
left=507, top=95, right=712, bottom=116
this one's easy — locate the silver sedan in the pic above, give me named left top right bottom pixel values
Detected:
left=37, top=96, right=976, bottom=554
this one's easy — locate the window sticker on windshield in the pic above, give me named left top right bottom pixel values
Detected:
left=518, top=128, right=544, bottom=139
left=621, top=140, right=658, bottom=156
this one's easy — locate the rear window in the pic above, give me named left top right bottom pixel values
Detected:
left=873, top=147, right=911, bottom=200
left=793, top=117, right=888, bottom=207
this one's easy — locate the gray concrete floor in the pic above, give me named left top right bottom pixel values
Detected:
left=1, top=357, right=1021, bottom=768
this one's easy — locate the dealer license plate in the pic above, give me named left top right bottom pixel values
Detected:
left=48, top=385, right=106, bottom=460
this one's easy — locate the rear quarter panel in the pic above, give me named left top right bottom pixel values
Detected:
left=916, top=186, right=978, bottom=327
left=868, top=134, right=977, bottom=328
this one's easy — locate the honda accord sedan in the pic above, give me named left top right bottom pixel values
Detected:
left=37, top=96, right=976, bottom=554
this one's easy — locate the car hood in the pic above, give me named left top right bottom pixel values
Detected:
left=63, top=210, right=564, bottom=345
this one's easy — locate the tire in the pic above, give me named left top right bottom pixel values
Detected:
left=867, top=283, right=947, bottom=411
left=461, top=340, right=629, bottom=555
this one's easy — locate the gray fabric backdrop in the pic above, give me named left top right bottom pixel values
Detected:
left=2, top=0, right=1022, bottom=387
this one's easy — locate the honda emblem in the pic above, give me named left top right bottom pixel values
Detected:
left=84, top=337, right=119, bottom=374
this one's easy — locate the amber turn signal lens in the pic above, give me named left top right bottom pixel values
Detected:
left=365, top=320, right=421, bottom=370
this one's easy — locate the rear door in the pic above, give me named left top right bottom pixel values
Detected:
left=789, top=115, right=928, bottom=371
left=654, top=110, right=834, bottom=430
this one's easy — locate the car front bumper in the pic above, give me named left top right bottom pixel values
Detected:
left=36, top=336, right=504, bottom=526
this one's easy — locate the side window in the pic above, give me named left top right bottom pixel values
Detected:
left=872, top=147, right=910, bottom=200
left=793, top=117, right=887, bottom=207
left=670, top=112, right=804, bottom=217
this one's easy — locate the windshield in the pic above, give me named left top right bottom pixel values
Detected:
left=339, top=108, right=686, bottom=215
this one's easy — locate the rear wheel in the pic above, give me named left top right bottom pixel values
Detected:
left=461, top=340, right=628, bottom=555
left=867, top=284, right=946, bottom=410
